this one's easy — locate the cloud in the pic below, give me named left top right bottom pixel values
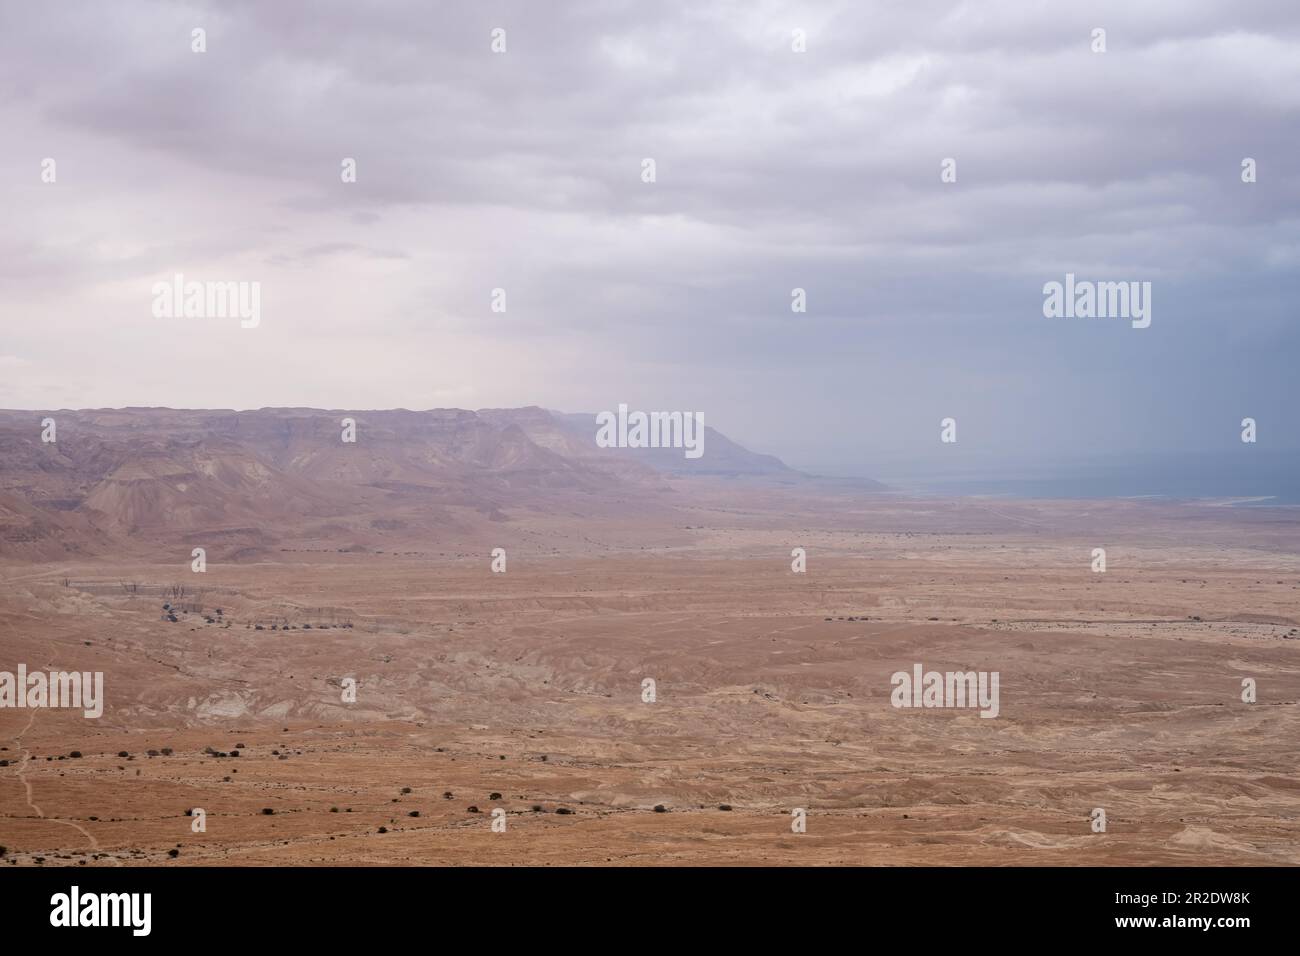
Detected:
left=1, top=0, right=1297, bottom=474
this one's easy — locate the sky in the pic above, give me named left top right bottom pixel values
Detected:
left=2, top=1, right=1298, bottom=482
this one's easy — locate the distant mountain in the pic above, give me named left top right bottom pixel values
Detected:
left=552, top=412, right=801, bottom=478
left=0, top=407, right=822, bottom=557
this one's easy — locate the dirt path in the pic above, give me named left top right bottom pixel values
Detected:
left=8, top=676, right=116, bottom=863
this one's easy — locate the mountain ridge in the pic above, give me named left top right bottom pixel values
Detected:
left=0, top=407, right=864, bottom=559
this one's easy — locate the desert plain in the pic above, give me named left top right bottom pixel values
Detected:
left=1, top=410, right=1298, bottom=866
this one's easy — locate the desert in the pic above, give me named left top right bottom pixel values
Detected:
left=1, top=408, right=1296, bottom=867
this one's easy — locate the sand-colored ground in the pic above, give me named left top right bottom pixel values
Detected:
left=1, top=494, right=1298, bottom=865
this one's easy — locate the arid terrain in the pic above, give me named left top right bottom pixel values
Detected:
left=1, top=410, right=1298, bottom=865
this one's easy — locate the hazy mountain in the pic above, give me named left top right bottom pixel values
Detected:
left=0, top=407, right=821, bottom=557
left=551, top=412, right=802, bottom=478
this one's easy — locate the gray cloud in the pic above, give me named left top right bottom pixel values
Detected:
left=2, top=0, right=1297, bottom=481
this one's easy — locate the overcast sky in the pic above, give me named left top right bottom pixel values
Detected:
left=2, top=1, right=1297, bottom=478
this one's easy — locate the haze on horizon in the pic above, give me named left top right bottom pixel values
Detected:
left=2, top=1, right=1298, bottom=486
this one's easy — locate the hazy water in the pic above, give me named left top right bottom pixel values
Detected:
left=882, top=450, right=1300, bottom=505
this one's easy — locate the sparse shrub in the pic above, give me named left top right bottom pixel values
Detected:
left=555, top=807, right=573, bottom=815
left=653, top=805, right=667, bottom=813
left=489, top=792, right=502, bottom=800
left=167, top=849, right=179, bottom=858
left=408, top=811, right=419, bottom=817
left=69, top=751, right=82, bottom=759
left=261, top=808, right=274, bottom=815
left=117, top=751, right=129, bottom=758
left=377, top=826, right=387, bottom=834
left=467, top=806, right=480, bottom=813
